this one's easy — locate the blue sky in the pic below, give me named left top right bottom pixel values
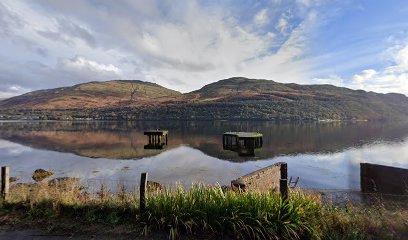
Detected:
left=1, top=0, right=408, bottom=97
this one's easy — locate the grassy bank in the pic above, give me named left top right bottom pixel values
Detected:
left=0, top=181, right=407, bottom=239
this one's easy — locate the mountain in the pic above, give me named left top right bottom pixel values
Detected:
left=0, top=80, right=181, bottom=109
left=1, top=77, right=408, bottom=121
left=188, top=77, right=293, bottom=99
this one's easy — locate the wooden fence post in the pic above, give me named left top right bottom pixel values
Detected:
left=280, top=163, right=288, bottom=201
left=280, top=179, right=288, bottom=201
left=1, top=166, right=10, bottom=201
left=140, top=172, right=148, bottom=211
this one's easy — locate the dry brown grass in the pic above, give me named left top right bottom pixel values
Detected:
left=8, top=180, right=139, bottom=207
left=322, top=202, right=408, bottom=240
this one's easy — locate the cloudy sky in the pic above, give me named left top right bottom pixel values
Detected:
left=1, top=0, right=408, bottom=98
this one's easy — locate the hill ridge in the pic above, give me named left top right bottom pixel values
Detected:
left=1, top=77, right=408, bottom=121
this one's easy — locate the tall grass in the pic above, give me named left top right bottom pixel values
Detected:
left=144, top=184, right=323, bottom=239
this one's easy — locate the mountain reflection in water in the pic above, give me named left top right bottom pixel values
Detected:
left=1, top=120, right=408, bottom=190
left=1, top=120, right=408, bottom=161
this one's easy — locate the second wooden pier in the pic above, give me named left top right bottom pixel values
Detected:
left=223, top=132, right=263, bottom=156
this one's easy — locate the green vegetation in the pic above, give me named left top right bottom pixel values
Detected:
left=1, top=182, right=407, bottom=239
left=224, top=132, right=263, bottom=138
left=145, top=185, right=322, bottom=239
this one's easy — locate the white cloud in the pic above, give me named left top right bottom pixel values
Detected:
left=347, top=42, right=408, bottom=94
left=49, top=56, right=126, bottom=86
left=312, top=75, right=344, bottom=86
left=352, top=69, right=377, bottom=83
left=36, top=18, right=96, bottom=48
left=61, top=56, right=122, bottom=76
left=277, top=17, right=289, bottom=34
left=0, top=85, right=30, bottom=99
left=297, top=0, right=315, bottom=7
left=253, top=8, right=269, bottom=26
left=312, top=37, right=408, bottom=96
left=0, top=0, right=328, bottom=93
left=384, top=44, right=408, bottom=74
left=296, top=0, right=322, bottom=9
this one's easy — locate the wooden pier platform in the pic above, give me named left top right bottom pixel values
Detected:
left=223, top=132, right=263, bottom=156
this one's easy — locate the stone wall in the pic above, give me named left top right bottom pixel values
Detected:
left=361, top=163, right=408, bottom=195
left=231, top=162, right=287, bottom=192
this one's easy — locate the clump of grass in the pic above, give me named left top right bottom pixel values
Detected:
left=144, top=184, right=323, bottom=239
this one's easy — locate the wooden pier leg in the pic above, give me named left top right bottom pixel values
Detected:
left=280, top=163, right=288, bottom=180
left=140, top=172, right=148, bottom=212
left=280, top=179, right=288, bottom=201
left=1, top=167, right=10, bottom=201
left=280, top=163, right=288, bottom=201
left=166, top=135, right=168, bottom=145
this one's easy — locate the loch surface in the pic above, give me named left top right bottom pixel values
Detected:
left=1, top=120, right=408, bottom=191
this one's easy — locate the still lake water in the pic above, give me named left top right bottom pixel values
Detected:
left=1, top=120, right=408, bottom=191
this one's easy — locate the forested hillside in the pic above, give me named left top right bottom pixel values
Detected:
left=1, top=77, right=408, bottom=121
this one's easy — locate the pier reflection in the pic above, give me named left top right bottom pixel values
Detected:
left=144, top=130, right=168, bottom=150
left=1, top=121, right=408, bottom=162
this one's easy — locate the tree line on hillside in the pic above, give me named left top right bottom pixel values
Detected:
left=2, top=98, right=406, bottom=121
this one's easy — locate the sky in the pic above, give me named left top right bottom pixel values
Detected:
left=1, top=0, right=408, bottom=98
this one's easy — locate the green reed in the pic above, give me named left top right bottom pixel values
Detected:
left=143, top=184, right=323, bottom=239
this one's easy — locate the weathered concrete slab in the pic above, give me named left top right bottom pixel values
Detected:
left=361, top=163, right=408, bottom=195
left=231, top=162, right=287, bottom=192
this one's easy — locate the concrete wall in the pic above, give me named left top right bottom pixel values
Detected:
left=231, top=162, right=287, bottom=192
left=361, top=163, right=408, bottom=195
